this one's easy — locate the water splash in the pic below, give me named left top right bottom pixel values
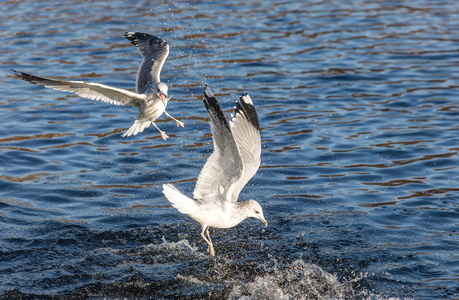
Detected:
left=228, top=259, right=353, bottom=300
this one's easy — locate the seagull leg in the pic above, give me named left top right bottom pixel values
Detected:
left=165, top=111, right=185, bottom=127
left=152, top=122, right=169, bottom=140
left=201, top=226, right=215, bottom=256
left=205, top=227, right=215, bottom=256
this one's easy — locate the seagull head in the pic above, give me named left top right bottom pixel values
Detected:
left=246, top=200, right=268, bottom=227
left=154, top=82, right=169, bottom=106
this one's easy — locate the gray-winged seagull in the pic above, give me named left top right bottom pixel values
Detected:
left=163, top=85, right=266, bottom=256
left=12, top=32, right=184, bottom=140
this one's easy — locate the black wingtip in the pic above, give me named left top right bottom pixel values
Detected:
left=11, top=69, right=32, bottom=81
left=202, top=85, right=231, bottom=132
left=124, top=31, right=143, bottom=46
left=124, top=32, right=147, bottom=45
left=204, top=84, right=215, bottom=99
left=124, top=31, right=166, bottom=47
left=235, top=93, right=260, bottom=131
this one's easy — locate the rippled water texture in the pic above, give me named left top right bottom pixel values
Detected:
left=1, top=0, right=459, bottom=299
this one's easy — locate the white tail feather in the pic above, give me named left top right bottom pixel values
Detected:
left=163, top=184, right=198, bottom=215
left=121, top=120, right=151, bottom=137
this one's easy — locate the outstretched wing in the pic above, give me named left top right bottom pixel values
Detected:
left=229, top=94, right=261, bottom=202
left=12, top=70, right=145, bottom=107
left=124, top=32, right=169, bottom=94
left=193, top=85, right=243, bottom=206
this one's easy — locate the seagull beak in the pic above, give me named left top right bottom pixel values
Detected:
left=260, top=216, right=268, bottom=227
left=160, top=93, right=167, bottom=105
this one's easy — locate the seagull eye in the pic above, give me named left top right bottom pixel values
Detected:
left=254, top=210, right=259, bottom=214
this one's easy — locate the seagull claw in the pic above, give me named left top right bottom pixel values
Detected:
left=160, top=131, right=169, bottom=140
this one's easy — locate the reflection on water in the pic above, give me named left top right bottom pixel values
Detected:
left=1, top=0, right=459, bottom=298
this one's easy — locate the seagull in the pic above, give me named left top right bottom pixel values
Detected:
left=12, top=32, right=184, bottom=140
left=163, top=85, right=266, bottom=256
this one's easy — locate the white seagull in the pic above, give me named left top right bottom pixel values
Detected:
left=163, top=85, right=266, bottom=256
left=12, top=32, right=184, bottom=140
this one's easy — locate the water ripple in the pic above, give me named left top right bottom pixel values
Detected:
left=2, top=0, right=459, bottom=298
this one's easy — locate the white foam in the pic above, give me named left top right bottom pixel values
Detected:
left=176, top=274, right=206, bottom=285
left=142, top=236, right=199, bottom=255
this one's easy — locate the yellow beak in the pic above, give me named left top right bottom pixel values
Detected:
left=160, top=93, right=167, bottom=105
left=260, top=216, right=268, bottom=227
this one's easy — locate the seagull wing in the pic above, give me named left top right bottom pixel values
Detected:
left=124, top=32, right=169, bottom=94
left=193, top=85, right=244, bottom=206
left=229, top=94, right=261, bottom=202
left=12, top=70, right=145, bottom=107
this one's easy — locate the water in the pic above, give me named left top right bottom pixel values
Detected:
left=1, top=0, right=458, bottom=298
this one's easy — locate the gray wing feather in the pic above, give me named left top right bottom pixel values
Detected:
left=229, top=94, right=261, bottom=202
left=13, top=70, right=145, bottom=107
left=124, top=32, right=169, bottom=94
left=193, top=85, right=243, bottom=206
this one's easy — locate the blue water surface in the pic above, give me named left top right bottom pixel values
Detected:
left=1, top=0, right=458, bottom=299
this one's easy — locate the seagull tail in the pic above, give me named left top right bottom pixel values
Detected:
left=163, top=184, right=198, bottom=215
left=121, top=120, right=151, bottom=137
